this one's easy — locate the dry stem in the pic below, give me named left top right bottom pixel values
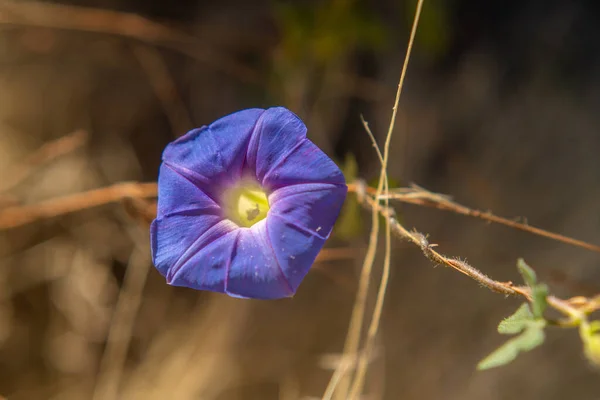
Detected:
left=0, top=182, right=157, bottom=230
left=347, top=1, right=424, bottom=396
left=351, top=186, right=600, bottom=317
left=347, top=183, right=600, bottom=255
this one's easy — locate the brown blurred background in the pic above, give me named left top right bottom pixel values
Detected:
left=0, top=0, right=599, bottom=399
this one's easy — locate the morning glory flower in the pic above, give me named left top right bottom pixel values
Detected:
left=150, top=107, right=347, bottom=299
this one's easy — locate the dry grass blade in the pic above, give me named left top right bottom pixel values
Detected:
left=326, top=1, right=425, bottom=396
left=348, top=0, right=425, bottom=397
left=326, top=134, right=384, bottom=400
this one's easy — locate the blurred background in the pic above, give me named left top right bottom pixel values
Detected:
left=0, top=0, right=599, bottom=398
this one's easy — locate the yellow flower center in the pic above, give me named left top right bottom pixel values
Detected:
left=222, top=180, right=270, bottom=228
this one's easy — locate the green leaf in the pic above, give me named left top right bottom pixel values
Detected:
left=478, top=259, right=552, bottom=371
left=478, top=323, right=545, bottom=370
left=517, top=258, right=537, bottom=287
left=531, top=283, right=549, bottom=319
left=498, top=303, right=534, bottom=335
left=333, top=154, right=363, bottom=239
left=477, top=340, right=520, bottom=370
left=516, top=258, right=548, bottom=318
left=518, top=322, right=547, bottom=351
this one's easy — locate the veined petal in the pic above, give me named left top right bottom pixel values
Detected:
left=246, top=107, right=307, bottom=184
left=261, top=139, right=345, bottom=191
left=166, top=220, right=238, bottom=292
left=268, top=183, right=347, bottom=238
left=266, top=216, right=326, bottom=293
left=226, top=221, right=294, bottom=299
left=151, top=214, right=223, bottom=278
left=162, top=108, right=264, bottom=196
left=151, top=165, right=223, bottom=274
left=156, top=163, right=220, bottom=217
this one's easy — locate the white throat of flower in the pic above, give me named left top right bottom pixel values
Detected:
left=222, top=180, right=270, bottom=228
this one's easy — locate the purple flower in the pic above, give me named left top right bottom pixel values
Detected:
left=150, top=107, right=347, bottom=299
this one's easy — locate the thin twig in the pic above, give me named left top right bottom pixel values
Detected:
left=357, top=189, right=600, bottom=317
left=346, top=183, right=600, bottom=255
left=359, top=115, right=384, bottom=165
left=327, top=124, right=388, bottom=399
left=0, top=130, right=88, bottom=193
left=348, top=0, right=425, bottom=397
left=326, top=120, right=386, bottom=399
left=394, top=187, right=600, bottom=254
left=324, top=116, right=388, bottom=400
left=327, top=185, right=382, bottom=397
left=0, top=182, right=157, bottom=230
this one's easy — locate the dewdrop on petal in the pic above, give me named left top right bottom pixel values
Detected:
left=150, top=107, right=347, bottom=299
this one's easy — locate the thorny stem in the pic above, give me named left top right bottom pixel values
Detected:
left=348, top=183, right=600, bottom=255
left=347, top=181, right=600, bottom=320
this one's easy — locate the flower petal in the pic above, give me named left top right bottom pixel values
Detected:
left=226, top=221, right=294, bottom=299
left=151, top=165, right=223, bottom=275
left=165, top=220, right=238, bottom=292
left=162, top=108, right=265, bottom=196
left=266, top=215, right=326, bottom=293
left=261, top=138, right=346, bottom=191
left=155, top=163, right=220, bottom=217
left=268, top=183, right=347, bottom=238
left=246, top=107, right=307, bottom=184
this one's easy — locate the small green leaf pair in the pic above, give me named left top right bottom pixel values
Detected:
left=477, top=259, right=549, bottom=370
left=477, top=303, right=546, bottom=370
